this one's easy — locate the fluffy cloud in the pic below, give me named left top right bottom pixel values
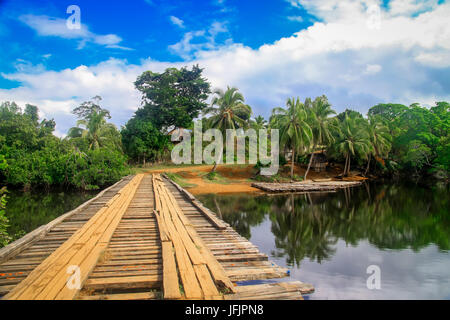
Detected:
left=169, top=16, right=185, bottom=28
left=19, top=14, right=132, bottom=50
left=2, top=1, right=450, bottom=137
left=168, top=21, right=231, bottom=59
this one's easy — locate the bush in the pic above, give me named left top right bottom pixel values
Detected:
left=206, top=171, right=217, bottom=180
left=0, top=187, right=11, bottom=247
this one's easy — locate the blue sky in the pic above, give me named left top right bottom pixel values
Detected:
left=0, top=0, right=449, bottom=136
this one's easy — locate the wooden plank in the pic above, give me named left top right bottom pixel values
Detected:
left=163, top=175, right=227, bottom=229
left=162, top=184, right=235, bottom=293
left=83, top=275, right=161, bottom=290
left=0, top=177, right=130, bottom=265
left=154, top=210, right=169, bottom=242
left=159, top=186, right=206, bottom=266
left=161, top=241, right=181, bottom=299
left=153, top=176, right=203, bottom=299
left=4, top=174, right=144, bottom=300
left=193, top=264, right=220, bottom=298
left=77, top=292, right=159, bottom=300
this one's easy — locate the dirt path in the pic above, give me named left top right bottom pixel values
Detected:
left=145, top=164, right=260, bottom=195
left=144, top=163, right=365, bottom=195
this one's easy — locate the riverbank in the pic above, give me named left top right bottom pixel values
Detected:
left=143, top=163, right=366, bottom=195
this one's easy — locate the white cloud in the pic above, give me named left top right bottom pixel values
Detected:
left=287, top=16, right=304, bottom=22
left=364, top=64, right=382, bottom=74
left=169, top=15, right=185, bottom=28
left=168, top=21, right=231, bottom=59
left=2, top=1, right=450, bottom=136
left=389, top=0, right=439, bottom=16
left=19, top=14, right=132, bottom=50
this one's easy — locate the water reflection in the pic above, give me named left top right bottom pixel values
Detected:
left=5, top=188, right=96, bottom=240
left=197, top=182, right=450, bottom=299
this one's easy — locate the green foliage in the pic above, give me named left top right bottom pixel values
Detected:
left=134, top=65, right=211, bottom=130
left=270, top=97, right=313, bottom=179
left=0, top=187, right=11, bottom=247
left=203, top=86, right=252, bottom=131
left=206, top=171, right=217, bottom=180
left=368, top=101, right=449, bottom=179
left=68, top=96, right=121, bottom=151
left=121, top=116, right=170, bottom=164
left=0, top=101, right=129, bottom=190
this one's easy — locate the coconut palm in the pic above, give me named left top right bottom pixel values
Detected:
left=270, top=97, right=313, bottom=180
left=304, top=95, right=337, bottom=180
left=333, top=114, right=370, bottom=176
left=203, top=86, right=252, bottom=132
left=203, top=86, right=252, bottom=172
left=67, top=109, right=118, bottom=150
left=250, top=115, right=267, bottom=131
left=363, top=116, right=392, bottom=175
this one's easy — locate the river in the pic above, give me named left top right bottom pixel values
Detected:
left=197, top=182, right=450, bottom=299
left=3, top=181, right=449, bottom=299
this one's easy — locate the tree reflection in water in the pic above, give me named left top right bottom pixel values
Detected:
left=198, top=182, right=449, bottom=268
left=5, top=188, right=96, bottom=241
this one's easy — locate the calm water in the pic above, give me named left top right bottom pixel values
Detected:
left=4, top=188, right=96, bottom=240
left=197, top=182, right=450, bottom=300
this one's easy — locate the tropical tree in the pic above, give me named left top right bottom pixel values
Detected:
left=203, top=86, right=252, bottom=172
left=121, top=116, right=170, bottom=165
left=134, top=65, right=211, bottom=131
left=270, top=97, right=313, bottom=180
left=203, top=86, right=252, bottom=132
left=363, top=116, right=392, bottom=175
left=304, top=95, right=337, bottom=180
left=250, top=115, right=268, bottom=131
left=68, top=97, right=121, bottom=151
left=332, top=113, right=370, bottom=176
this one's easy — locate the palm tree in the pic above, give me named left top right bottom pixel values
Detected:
left=364, top=116, right=392, bottom=175
left=203, top=86, right=252, bottom=132
left=250, top=115, right=267, bottom=131
left=203, top=86, right=252, bottom=172
left=304, top=95, right=337, bottom=180
left=270, top=97, right=313, bottom=180
left=67, top=108, right=116, bottom=150
left=333, top=114, right=370, bottom=176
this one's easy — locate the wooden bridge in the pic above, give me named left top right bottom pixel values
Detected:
left=0, top=174, right=314, bottom=300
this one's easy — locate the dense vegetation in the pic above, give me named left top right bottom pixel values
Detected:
left=0, top=99, right=129, bottom=191
left=1, top=65, right=448, bottom=191
left=121, top=65, right=211, bottom=164
left=1, top=66, right=448, bottom=192
left=267, top=97, right=449, bottom=181
left=0, top=64, right=448, bottom=248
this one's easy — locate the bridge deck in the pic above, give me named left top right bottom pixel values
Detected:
left=0, top=174, right=313, bottom=300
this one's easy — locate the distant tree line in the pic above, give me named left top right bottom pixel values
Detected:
left=1, top=65, right=448, bottom=193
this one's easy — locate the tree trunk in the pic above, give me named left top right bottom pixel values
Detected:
left=143, top=153, right=146, bottom=167
left=343, top=154, right=348, bottom=176
left=304, top=152, right=314, bottom=181
left=364, top=154, right=371, bottom=176
left=291, top=149, right=295, bottom=181
left=211, top=162, right=218, bottom=173
left=347, top=156, right=351, bottom=176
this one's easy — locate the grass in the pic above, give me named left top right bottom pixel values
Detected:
left=165, top=172, right=197, bottom=188
left=201, top=171, right=231, bottom=184
left=132, top=162, right=207, bottom=171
